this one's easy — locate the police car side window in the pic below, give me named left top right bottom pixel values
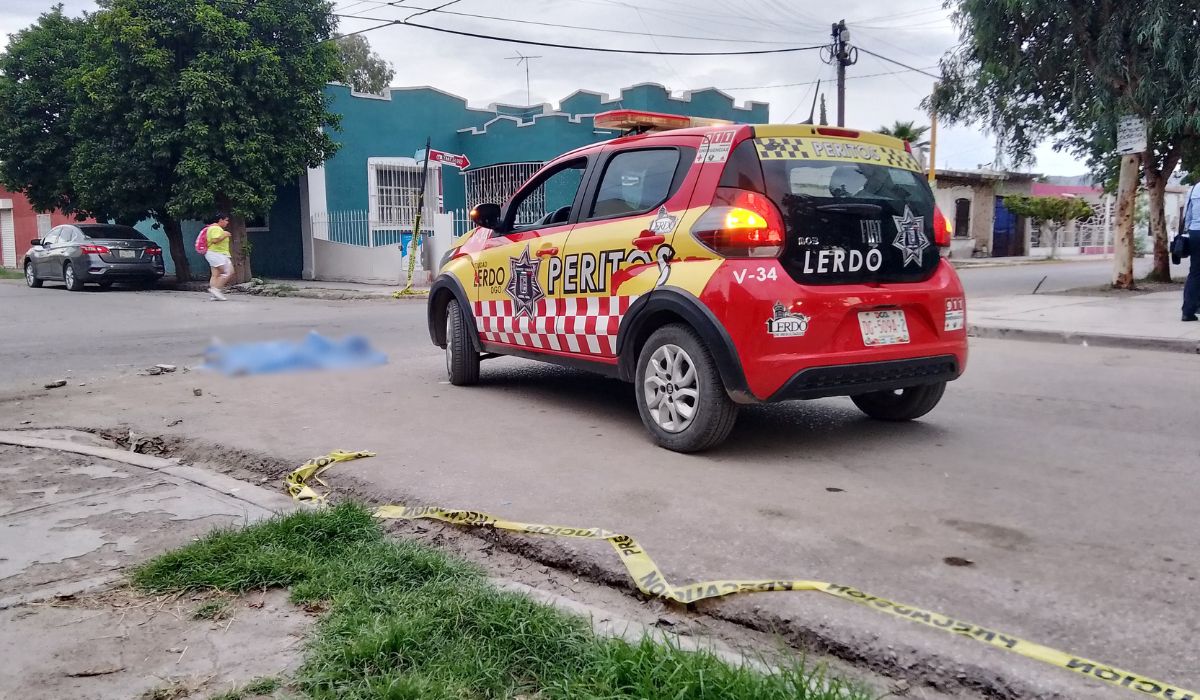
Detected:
left=587, top=149, right=681, bottom=220
left=505, top=159, right=588, bottom=233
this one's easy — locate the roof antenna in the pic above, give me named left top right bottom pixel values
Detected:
left=801, top=80, right=822, bottom=124
left=506, top=51, right=542, bottom=106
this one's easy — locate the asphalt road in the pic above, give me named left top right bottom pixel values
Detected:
left=2, top=278, right=1197, bottom=699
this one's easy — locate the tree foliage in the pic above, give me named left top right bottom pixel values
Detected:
left=1004, top=194, right=1093, bottom=260
left=337, top=35, right=394, bottom=95
left=0, top=5, right=89, bottom=214
left=877, top=120, right=931, bottom=146
left=0, top=0, right=343, bottom=282
left=932, top=1, right=1200, bottom=284
left=1003, top=195, right=1093, bottom=225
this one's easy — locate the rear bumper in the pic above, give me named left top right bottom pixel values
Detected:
left=767, top=355, right=961, bottom=401
left=83, top=262, right=164, bottom=279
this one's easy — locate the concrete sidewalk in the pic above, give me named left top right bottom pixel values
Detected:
left=0, top=429, right=304, bottom=699
left=241, top=277, right=429, bottom=299
left=951, top=253, right=1113, bottom=269
left=969, top=291, right=1200, bottom=353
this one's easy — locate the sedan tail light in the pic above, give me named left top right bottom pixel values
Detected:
left=80, top=244, right=109, bottom=254
left=146, top=247, right=162, bottom=256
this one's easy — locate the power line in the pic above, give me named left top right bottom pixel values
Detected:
left=335, top=3, right=807, bottom=45
left=390, top=19, right=830, bottom=55
left=850, top=4, right=947, bottom=25
left=722, top=65, right=942, bottom=91
left=855, top=46, right=942, bottom=80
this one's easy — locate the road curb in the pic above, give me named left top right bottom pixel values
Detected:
left=969, top=324, right=1200, bottom=354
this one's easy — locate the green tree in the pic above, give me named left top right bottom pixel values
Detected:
left=76, top=0, right=343, bottom=282
left=0, top=6, right=90, bottom=216
left=337, top=34, right=394, bottom=95
left=1003, top=194, right=1093, bottom=260
left=931, top=1, right=1200, bottom=288
left=877, top=120, right=931, bottom=147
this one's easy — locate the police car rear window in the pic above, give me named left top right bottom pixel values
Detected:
left=750, top=138, right=938, bottom=285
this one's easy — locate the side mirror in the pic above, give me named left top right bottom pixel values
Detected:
left=30, top=239, right=42, bottom=247
left=470, top=203, right=502, bottom=230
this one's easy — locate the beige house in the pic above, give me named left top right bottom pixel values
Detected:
left=931, top=169, right=1037, bottom=258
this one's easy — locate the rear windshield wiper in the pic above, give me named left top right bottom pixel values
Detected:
left=816, top=203, right=883, bottom=216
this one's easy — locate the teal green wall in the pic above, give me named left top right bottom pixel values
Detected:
left=135, top=220, right=206, bottom=277
left=321, top=83, right=770, bottom=216
left=134, top=181, right=303, bottom=279
left=250, top=181, right=303, bottom=278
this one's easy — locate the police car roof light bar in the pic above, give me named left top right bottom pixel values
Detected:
left=594, top=109, right=712, bottom=134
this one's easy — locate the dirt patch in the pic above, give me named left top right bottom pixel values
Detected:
left=0, top=587, right=309, bottom=700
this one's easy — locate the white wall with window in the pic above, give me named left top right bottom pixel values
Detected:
left=367, top=157, right=440, bottom=233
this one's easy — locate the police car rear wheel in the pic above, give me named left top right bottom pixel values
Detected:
left=445, top=301, right=480, bottom=386
left=635, top=324, right=737, bottom=453
left=851, top=382, right=946, bottom=422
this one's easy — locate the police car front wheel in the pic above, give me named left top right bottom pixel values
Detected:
left=635, top=324, right=738, bottom=453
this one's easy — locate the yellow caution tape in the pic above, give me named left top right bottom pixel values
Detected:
left=283, top=450, right=375, bottom=502
left=289, top=459, right=1196, bottom=699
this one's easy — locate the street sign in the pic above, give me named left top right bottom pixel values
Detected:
left=428, top=149, right=470, bottom=169
left=1116, top=115, right=1147, bottom=156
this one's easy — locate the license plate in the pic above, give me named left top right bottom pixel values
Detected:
left=118, top=249, right=136, bottom=258
left=858, top=310, right=910, bottom=346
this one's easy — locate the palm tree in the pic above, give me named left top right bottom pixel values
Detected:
left=878, top=120, right=931, bottom=147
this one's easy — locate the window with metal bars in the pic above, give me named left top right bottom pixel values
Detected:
left=463, top=162, right=544, bottom=217
left=369, top=160, right=438, bottom=231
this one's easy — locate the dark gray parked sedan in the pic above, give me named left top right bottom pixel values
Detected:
left=23, top=223, right=165, bottom=291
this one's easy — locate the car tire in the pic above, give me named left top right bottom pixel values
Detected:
left=851, top=382, right=947, bottom=422
left=445, top=300, right=480, bottom=386
left=24, top=261, right=42, bottom=288
left=63, top=262, right=85, bottom=291
left=635, top=323, right=738, bottom=453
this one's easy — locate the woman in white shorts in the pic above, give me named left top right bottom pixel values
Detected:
left=203, top=214, right=233, bottom=301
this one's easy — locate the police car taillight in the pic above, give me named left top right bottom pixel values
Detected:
left=691, top=187, right=785, bottom=258
left=933, top=205, right=953, bottom=247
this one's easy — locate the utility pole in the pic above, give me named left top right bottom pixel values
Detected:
left=829, top=20, right=857, bottom=127
left=928, top=82, right=939, bottom=185
left=506, top=51, right=542, bottom=106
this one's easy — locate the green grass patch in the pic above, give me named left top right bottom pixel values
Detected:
left=134, top=504, right=870, bottom=700
left=0, top=268, right=25, bottom=280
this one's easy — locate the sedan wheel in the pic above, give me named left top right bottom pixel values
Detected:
left=63, top=262, right=85, bottom=291
left=25, top=262, right=42, bottom=288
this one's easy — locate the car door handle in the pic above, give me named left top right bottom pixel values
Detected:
left=632, top=233, right=666, bottom=251
left=536, top=245, right=559, bottom=257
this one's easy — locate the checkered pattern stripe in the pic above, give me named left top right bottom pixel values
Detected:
left=756, top=137, right=811, bottom=160
left=474, top=296, right=638, bottom=356
left=754, top=137, right=922, bottom=173
left=882, top=148, right=922, bottom=172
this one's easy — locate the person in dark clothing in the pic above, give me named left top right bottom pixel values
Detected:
left=1183, top=181, right=1200, bottom=322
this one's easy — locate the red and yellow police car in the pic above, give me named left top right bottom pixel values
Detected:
left=428, top=110, right=967, bottom=452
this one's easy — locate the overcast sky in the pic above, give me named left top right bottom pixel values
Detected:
left=1, top=0, right=1084, bottom=176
